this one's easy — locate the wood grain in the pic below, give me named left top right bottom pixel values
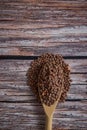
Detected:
left=0, top=0, right=87, bottom=56
left=0, top=84, right=87, bottom=102
left=0, top=0, right=87, bottom=129
left=0, top=60, right=87, bottom=86
left=0, top=59, right=87, bottom=73
left=0, top=59, right=87, bottom=129
left=0, top=101, right=87, bottom=130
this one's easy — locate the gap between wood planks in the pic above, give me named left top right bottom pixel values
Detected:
left=0, top=55, right=87, bottom=60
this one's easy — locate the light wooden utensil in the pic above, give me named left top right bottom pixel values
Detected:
left=38, top=88, right=63, bottom=130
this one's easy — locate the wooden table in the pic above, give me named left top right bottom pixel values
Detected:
left=0, top=0, right=87, bottom=130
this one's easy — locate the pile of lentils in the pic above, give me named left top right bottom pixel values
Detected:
left=27, top=53, right=71, bottom=106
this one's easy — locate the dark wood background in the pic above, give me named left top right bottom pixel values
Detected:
left=0, top=0, right=87, bottom=130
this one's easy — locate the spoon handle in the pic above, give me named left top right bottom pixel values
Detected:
left=45, top=115, right=53, bottom=130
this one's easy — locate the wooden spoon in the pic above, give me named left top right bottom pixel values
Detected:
left=38, top=87, right=63, bottom=130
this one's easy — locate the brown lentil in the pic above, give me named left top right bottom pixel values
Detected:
left=27, top=53, right=71, bottom=106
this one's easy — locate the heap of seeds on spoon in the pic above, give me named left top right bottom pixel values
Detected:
left=27, top=53, right=71, bottom=106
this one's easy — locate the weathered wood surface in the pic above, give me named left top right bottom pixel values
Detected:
left=0, top=0, right=87, bottom=56
left=0, top=0, right=87, bottom=130
left=0, top=59, right=87, bottom=73
left=0, top=59, right=87, bottom=130
left=0, top=101, right=87, bottom=130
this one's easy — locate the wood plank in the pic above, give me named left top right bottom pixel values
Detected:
left=0, top=59, right=87, bottom=73
left=0, top=43, right=87, bottom=56
left=0, top=59, right=87, bottom=102
left=0, top=60, right=87, bottom=85
left=0, top=84, right=87, bottom=102
left=0, top=101, right=87, bottom=130
left=0, top=0, right=87, bottom=56
left=0, top=72, right=87, bottom=84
